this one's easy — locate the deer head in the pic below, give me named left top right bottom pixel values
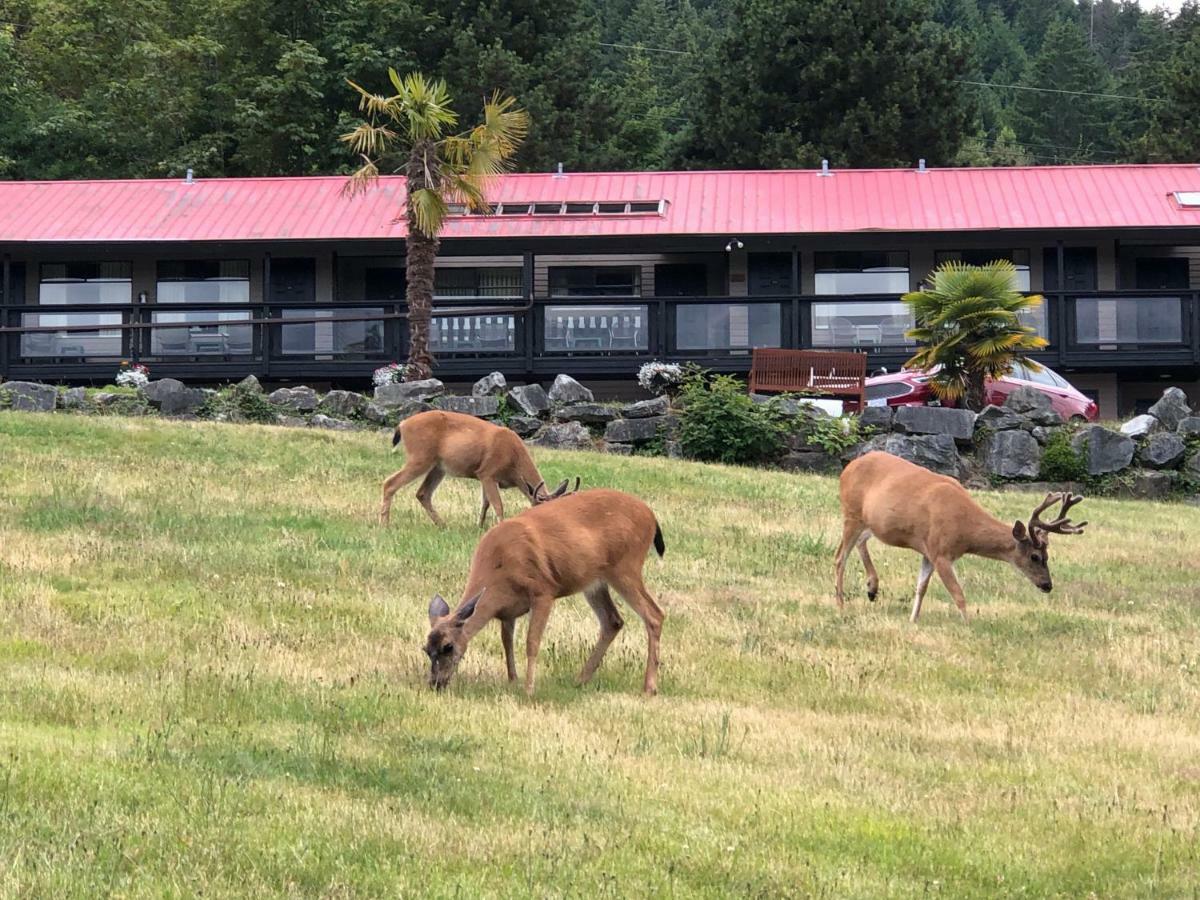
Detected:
left=424, top=590, right=484, bottom=690
left=525, top=476, right=581, bottom=505
left=1009, top=492, right=1088, bottom=593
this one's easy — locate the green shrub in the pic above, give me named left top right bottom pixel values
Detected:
left=803, top=415, right=870, bottom=456
left=676, top=372, right=788, bottom=465
left=1039, top=430, right=1088, bottom=482
left=200, top=384, right=279, bottom=424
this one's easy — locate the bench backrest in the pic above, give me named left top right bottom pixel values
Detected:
left=749, top=348, right=867, bottom=400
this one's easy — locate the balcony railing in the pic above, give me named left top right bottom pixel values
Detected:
left=1, top=291, right=1196, bottom=380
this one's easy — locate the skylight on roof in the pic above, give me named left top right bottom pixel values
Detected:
left=445, top=200, right=666, bottom=217
left=1174, top=191, right=1200, bottom=208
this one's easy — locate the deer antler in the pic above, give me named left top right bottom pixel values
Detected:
left=1028, top=492, right=1088, bottom=541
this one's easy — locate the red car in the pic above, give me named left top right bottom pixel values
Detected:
left=864, top=362, right=1099, bottom=422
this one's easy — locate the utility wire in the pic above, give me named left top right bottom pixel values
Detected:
left=959, top=79, right=1164, bottom=104
left=598, top=41, right=691, bottom=55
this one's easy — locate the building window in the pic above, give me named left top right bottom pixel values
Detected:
left=549, top=266, right=640, bottom=297
left=814, top=252, right=908, bottom=295
left=543, top=304, right=648, bottom=351
left=157, top=260, right=250, bottom=302
left=811, top=300, right=915, bottom=348
left=27, top=262, right=129, bottom=358
left=40, top=261, right=131, bottom=304
left=434, top=267, right=522, bottom=299
left=934, top=249, right=1031, bottom=291
left=1073, top=297, right=1185, bottom=347
left=675, top=303, right=781, bottom=352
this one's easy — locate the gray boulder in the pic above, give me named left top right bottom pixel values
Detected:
left=859, top=405, right=894, bottom=432
left=309, top=414, right=355, bottom=431
left=1138, top=432, right=1187, bottom=470
left=1120, top=414, right=1161, bottom=440
left=750, top=393, right=823, bottom=417
left=879, top=433, right=963, bottom=478
left=1004, top=386, right=1063, bottom=425
left=236, top=374, right=263, bottom=394
left=436, top=395, right=500, bottom=418
left=604, top=442, right=634, bottom=456
left=528, top=421, right=594, bottom=451
left=319, top=390, right=367, bottom=419
left=604, top=415, right=676, bottom=445
left=554, top=403, right=619, bottom=425
left=60, top=387, right=89, bottom=410
left=1187, top=451, right=1200, bottom=479
left=1148, top=386, right=1192, bottom=431
left=981, top=429, right=1042, bottom=479
left=622, top=396, right=670, bottom=419
left=373, top=379, right=445, bottom=406
left=508, top=384, right=550, bottom=417
left=664, top=440, right=683, bottom=460
left=362, top=402, right=398, bottom=427
left=1178, top=417, right=1200, bottom=438
left=1118, top=470, right=1177, bottom=501
left=268, top=386, right=319, bottom=412
left=142, top=378, right=207, bottom=416
left=472, top=371, right=507, bottom=397
left=548, top=374, right=594, bottom=405
left=506, top=416, right=543, bottom=438
left=780, top=450, right=841, bottom=475
left=278, top=416, right=308, bottom=428
left=1030, top=425, right=1061, bottom=446
left=1, top=381, right=58, bottom=412
left=894, top=405, right=976, bottom=444
left=975, top=404, right=1028, bottom=432
left=1071, top=425, right=1135, bottom=476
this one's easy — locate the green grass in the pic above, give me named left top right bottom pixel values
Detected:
left=1, top=411, right=1199, bottom=897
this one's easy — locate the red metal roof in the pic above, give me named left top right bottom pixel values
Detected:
left=3, top=164, right=1200, bottom=243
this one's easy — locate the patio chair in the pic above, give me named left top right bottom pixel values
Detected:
left=609, top=314, right=642, bottom=350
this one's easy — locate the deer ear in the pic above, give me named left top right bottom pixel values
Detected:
left=1012, top=521, right=1028, bottom=541
left=456, top=588, right=485, bottom=621
left=428, top=594, right=450, bottom=623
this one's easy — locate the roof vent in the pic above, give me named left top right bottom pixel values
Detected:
left=554, top=162, right=565, bottom=179
left=917, top=158, right=927, bottom=173
left=817, top=159, right=832, bottom=177
left=184, top=168, right=194, bottom=185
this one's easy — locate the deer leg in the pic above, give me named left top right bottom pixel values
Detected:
left=523, top=597, right=554, bottom=697
left=933, top=558, right=970, bottom=623
left=478, top=487, right=491, bottom=529
left=911, top=556, right=935, bottom=622
left=578, top=583, right=624, bottom=686
left=833, top=520, right=864, bottom=609
left=500, top=618, right=517, bottom=683
left=856, top=531, right=878, bottom=601
left=610, top=571, right=665, bottom=696
left=380, top=460, right=434, bottom=525
left=414, top=466, right=446, bottom=527
left=480, top=478, right=505, bottom=526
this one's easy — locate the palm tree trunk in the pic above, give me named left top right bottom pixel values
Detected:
left=966, top=370, right=988, bottom=412
left=404, top=141, right=439, bottom=381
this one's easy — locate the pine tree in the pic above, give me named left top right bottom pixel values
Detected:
left=1009, top=18, right=1116, bottom=162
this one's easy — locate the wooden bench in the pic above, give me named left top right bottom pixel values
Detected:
left=748, top=349, right=867, bottom=408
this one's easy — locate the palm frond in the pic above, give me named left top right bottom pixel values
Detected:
left=408, top=187, right=448, bottom=236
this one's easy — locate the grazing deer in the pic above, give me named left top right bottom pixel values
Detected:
left=835, top=451, right=1087, bottom=622
left=381, top=410, right=578, bottom=527
left=423, top=488, right=667, bottom=696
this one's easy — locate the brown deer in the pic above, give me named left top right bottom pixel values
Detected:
left=381, top=410, right=578, bottom=527
left=423, top=488, right=667, bottom=696
left=835, top=451, right=1087, bottom=622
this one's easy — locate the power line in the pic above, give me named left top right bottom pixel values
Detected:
left=959, top=79, right=1164, bottom=104
left=598, top=41, right=691, bottom=55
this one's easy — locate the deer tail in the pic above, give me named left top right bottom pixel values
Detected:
left=653, top=521, right=666, bottom=558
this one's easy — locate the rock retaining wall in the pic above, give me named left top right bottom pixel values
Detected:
left=2, top=374, right=1197, bottom=502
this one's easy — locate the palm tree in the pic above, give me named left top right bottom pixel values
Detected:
left=903, top=260, right=1048, bottom=412
left=342, top=71, right=528, bottom=381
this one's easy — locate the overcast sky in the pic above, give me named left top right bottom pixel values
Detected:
left=1137, top=0, right=1187, bottom=12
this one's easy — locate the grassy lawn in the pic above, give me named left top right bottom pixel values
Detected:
left=1, top=411, right=1199, bottom=897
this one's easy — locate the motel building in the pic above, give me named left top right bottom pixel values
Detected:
left=2, top=163, right=1200, bottom=419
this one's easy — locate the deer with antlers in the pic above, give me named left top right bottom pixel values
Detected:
left=423, top=488, right=666, bottom=696
left=835, top=451, right=1087, bottom=622
left=381, top=410, right=579, bottom=527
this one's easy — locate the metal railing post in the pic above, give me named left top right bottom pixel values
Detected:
left=262, top=253, right=272, bottom=379
left=523, top=251, right=535, bottom=372
left=1, top=254, right=9, bottom=379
